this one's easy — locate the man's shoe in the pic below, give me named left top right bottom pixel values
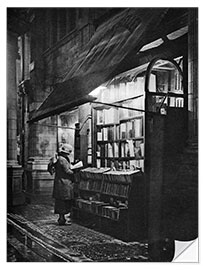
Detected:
left=66, top=218, right=72, bottom=225
left=58, top=217, right=66, bottom=226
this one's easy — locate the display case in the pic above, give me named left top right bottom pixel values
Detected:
left=74, top=167, right=146, bottom=241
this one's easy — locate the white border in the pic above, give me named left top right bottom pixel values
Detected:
left=2, top=1, right=202, bottom=269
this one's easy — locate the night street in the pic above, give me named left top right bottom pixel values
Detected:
left=7, top=7, right=198, bottom=263
left=7, top=203, right=148, bottom=262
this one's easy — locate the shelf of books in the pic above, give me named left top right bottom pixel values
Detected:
left=74, top=167, right=146, bottom=241
left=95, top=104, right=145, bottom=172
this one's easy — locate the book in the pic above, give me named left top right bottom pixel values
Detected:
left=107, top=126, right=114, bottom=140
left=120, top=123, right=126, bottom=139
left=128, top=99, right=136, bottom=118
left=108, top=143, right=113, bottom=158
left=119, top=107, right=128, bottom=120
left=134, top=118, right=143, bottom=137
left=116, top=125, right=120, bottom=140
left=104, top=159, right=108, bottom=168
left=97, top=130, right=103, bottom=141
left=97, top=110, right=103, bottom=124
left=103, top=169, right=140, bottom=183
left=105, top=144, right=108, bottom=157
left=114, top=143, right=119, bottom=157
left=108, top=107, right=115, bottom=124
left=121, top=143, right=125, bottom=157
left=130, top=160, right=137, bottom=170
left=104, top=109, right=111, bottom=124
left=140, top=142, right=144, bottom=157
left=125, top=143, right=130, bottom=157
left=96, top=159, right=101, bottom=168
left=127, top=140, right=134, bottom=157
left=127, top=121, right=133, bottom=139
left=103, top=127, right=108, bottom=140
left=70, top=161, right=83, bottom=170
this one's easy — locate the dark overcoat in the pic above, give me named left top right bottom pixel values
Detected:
left=52, top=155, right=74, bottom=200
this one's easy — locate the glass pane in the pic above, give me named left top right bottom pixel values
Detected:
left=148, top=59, right=183, bottom=94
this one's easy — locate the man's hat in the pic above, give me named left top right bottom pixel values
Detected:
left=59, top=143, right=73, bottom=154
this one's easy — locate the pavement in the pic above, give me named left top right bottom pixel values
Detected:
left=7, top=202, right=149, bottom=262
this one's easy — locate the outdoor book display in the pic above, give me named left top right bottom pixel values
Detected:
left=73, top=77, right=146, bottom=240
left=73, top=58, right=186, bottom=242
left=74, top=167, right=146, bottom=241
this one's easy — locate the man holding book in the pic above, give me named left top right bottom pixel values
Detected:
left=48, top=143, right=75, bottom=225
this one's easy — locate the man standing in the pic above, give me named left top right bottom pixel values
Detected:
left=50, top=143, right=74, bottom=225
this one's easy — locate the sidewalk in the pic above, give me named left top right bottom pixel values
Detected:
left=7, top=203, right=148, bottom=262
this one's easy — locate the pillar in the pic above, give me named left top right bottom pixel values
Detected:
left=7, top=30, right=25, bottom=206
left=188, top=8, right=198, bottom=138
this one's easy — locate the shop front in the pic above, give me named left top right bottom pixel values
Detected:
left=28, top=8, right=197, bottom=261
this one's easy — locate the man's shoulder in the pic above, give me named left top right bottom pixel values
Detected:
left=58, top=155, right=68, bottom=163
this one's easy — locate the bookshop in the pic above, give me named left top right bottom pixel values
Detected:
left=30, top=55, right=187, bottom=242
left=72, top=56, right=186, bottom=241
left=34, top=53, right=182, bottom=244
left=29, top=8, right=191, bottom=243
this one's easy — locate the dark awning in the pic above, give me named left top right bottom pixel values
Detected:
left=30, top=8, right=168, bottom=122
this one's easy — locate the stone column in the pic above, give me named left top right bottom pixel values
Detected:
left=7, top=31, right=18, bottom=166
left=188, top=9, right=198, bottom=138
left=7, top=30, right=24, bottom=206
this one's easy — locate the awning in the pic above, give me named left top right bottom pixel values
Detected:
left=30, top=8, right=168, bottom=122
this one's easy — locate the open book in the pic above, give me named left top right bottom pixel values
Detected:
left=70, top=161, right=83, bottom=170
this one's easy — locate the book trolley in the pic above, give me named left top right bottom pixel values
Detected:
left=74, top=167, right=146, bottom=241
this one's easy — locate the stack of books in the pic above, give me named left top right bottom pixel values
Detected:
left=102, top=206, right=120, bottom=220
left=79, top=180, right=91, bottom=190
left=103, top=170, right=140, bottom=183
left=102, top=182, right=130, bottom=197
left=91, top=201, right=109, bottom=215
left=91, top=180, right=103, bottom=192
left=76, top=198, right=92, bottom=212
left=80, top=167, right=111, bottom=180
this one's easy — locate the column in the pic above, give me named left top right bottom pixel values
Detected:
left=188, top=8, right=198, bottom=138
left=7, top=31, right=19, bottom=166
left=7, top=30, right=24, bottom=206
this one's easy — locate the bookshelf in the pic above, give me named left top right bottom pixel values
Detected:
left=74, top=167, right=146, bottom=241
left=93, top=101, right=145, bottom=172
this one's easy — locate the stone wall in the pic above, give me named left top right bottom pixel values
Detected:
left=25, top=11, right=96, bottom=200
left=43, top=23, right=95, bottom=87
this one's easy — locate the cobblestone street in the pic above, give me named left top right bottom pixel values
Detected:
left=7, top=203, right=148, bottom=262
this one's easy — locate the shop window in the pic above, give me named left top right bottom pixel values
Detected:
left=146, top=58, right=184, bottom=114
left=92, top=58, right=184, bottom=171
left=92, top=72, right=145, bottom=172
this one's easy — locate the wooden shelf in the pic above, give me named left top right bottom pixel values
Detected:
left=119, top=115, right=144, bottom=123
left=96, top=156, right=144, bottom=161
left=97, top=137, right=144, bottom=143
left=79, top=188, right=101, bottom=192
left=96, top=115, right=144, bottom=127
left=147, top=91, right=184, bottom=98
left=102, top=192, right=128, bottom=198
left=96, top=123, right=119, bottom=127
